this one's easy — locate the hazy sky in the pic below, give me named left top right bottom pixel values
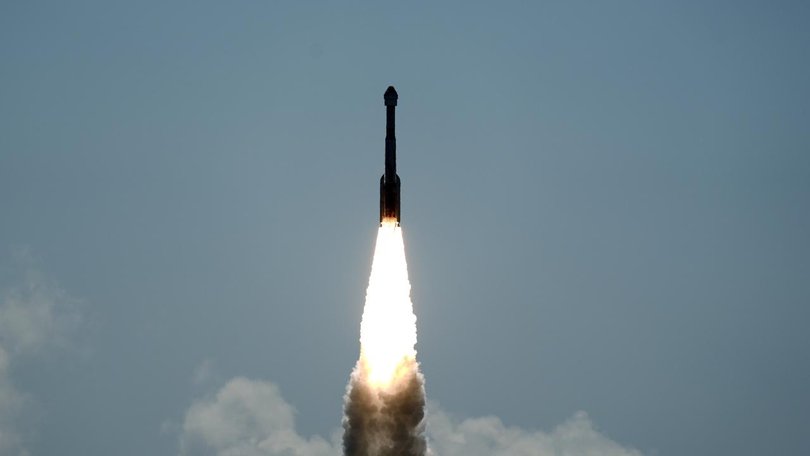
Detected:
left=1, top=1, right=809, bottom=455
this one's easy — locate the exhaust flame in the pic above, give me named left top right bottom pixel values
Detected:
left=343, top=220, right=427, bottom=456
left=359, top=220, right=417, bottom=387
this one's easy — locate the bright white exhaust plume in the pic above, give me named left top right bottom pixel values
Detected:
left=359, top=222, right=417, bottom=387
left=342, top=221, right=427, bottom=456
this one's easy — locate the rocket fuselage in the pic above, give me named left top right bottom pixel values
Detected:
left=380, top=86, right=401, bottom=224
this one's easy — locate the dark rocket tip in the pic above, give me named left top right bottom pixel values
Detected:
left=384, top=86, right=398, bottom=106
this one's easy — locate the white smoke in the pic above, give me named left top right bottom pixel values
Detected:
left=178, top=377, right=339, bottom=456
left=0, top=251, right=82, bottom=456
left=177, top=378, right=641, bottom=456
left=0, top=346, right=30, bottom=456
left=426, top=406, right=642, bottom=456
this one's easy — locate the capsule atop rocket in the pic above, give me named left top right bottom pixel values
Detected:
left=380, top=86, right=401, bottom=225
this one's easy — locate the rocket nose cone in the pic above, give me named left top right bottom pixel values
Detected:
left=384, top=86, right=398, bottom=106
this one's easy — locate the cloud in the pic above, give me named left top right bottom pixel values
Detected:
left=0, top=253, right=81, bottom=456
left=0, top=347, right=30, bottom=456
left=179, top=377, right=338, bottom=456
left=191, top=359, right=216, bottom=387
left=426, top=407, right=641, bottom=456
left=0, top=249, right=81, bottom=356
left=177, top=378, right=641, bottom=456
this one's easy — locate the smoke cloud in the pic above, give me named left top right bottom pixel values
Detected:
left=179, top=377, right=337, bottom=456
left=0, top=346, right=29, bottom=456
left=176, top=378, right=641, bottom=456
left=342, top=359, right=426, bottom=456
left=426, top=407, right=642, bottom=456
left=0, top=251, right=82, bottom=456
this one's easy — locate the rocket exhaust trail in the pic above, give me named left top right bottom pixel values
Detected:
left=343, top=87, right=427, bottom=456
left=343, top=222, right=426, bottom=456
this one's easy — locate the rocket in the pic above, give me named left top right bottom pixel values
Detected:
left=380, top=86, right=401, bottom=225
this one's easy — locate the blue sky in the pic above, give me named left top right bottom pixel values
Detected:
left=1, top=1, right=809, bottom=455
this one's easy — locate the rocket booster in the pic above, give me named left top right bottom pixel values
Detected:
left=380, top=86, right=401, bottom=225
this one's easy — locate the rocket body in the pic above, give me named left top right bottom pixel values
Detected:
left=380, top=86, right=401, bottom=225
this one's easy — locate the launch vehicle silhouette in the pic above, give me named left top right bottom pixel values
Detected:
left=380, top=86, right=401, bottom=225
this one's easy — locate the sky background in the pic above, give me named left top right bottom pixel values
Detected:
left=2, top=1, right=809, bottom=455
